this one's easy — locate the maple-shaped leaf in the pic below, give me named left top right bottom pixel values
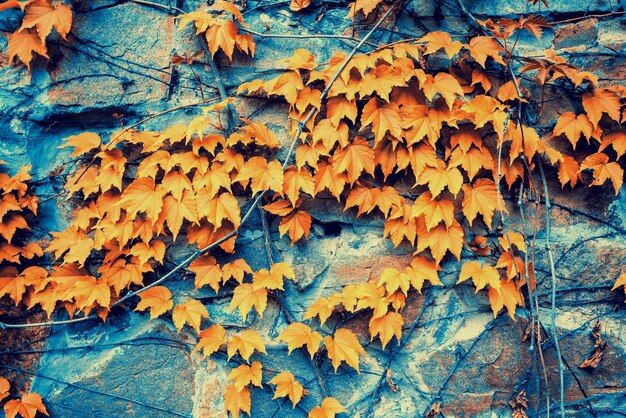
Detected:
left=308, top=397, right=346, bottom=418
left=47, top=226, right=93, bottom=266
left=378, top=267, right=410, bottom=296
left=162, top=170, right=193, bottom=202
left=598, top=130, right=626, bottom=159
left=471, top=68, right=492, bottom=93
left=383, top=202, right=417, bottom=247
left=419, top=31, right=463, bottom=58
left=369, top=311, right=403, bottom=350
left=252, top=262, right=295, bottom=291
left=462, top=178, right=505, bottom=230
left=582, top=88, right=621, bottom=129
left=200, top=192, right=241, bottom=229
left=58, top=132, right=101, bottom=157
left=489, top=279, right=523, bottom=319
left=195, top=323, right=227, bottom=357
left=235, top=157, right=284, bottom=196
left=99, top=258, right=147, bottom=296
left=0, top=266, right=26, bottom=306
left=134, top=286, right=173, bottom=319
left=415, top=160, right=463, bottom=198
left=411, top=191, right=454, bottom=231
left=262, top=199, right=293, bottom=217
left=579, top=152, right=624, bottom=195
left=228, top=361, right=263, bottom=391
left=277, top=322, right=323, bottom=359
left=345, top=185, right=379, bottom=216
left=290, top=0, right=311, bottom=11
left=312, top=119, right=349, bottom=151
left=159, top=191, right=200, bottom=240
left=497, top=80, right=525, bottom=102
left=119, top=177, right=165, bottom=221
left=324, top=328, right=366, bottom=373
left=303, top=294, right=341, bottom=325
left=495, top=250, right=525, bottom=280
left=206, top=19, right=238, bottom=60
left=172, top=299, right=209, bottom=332
left=314, top=161, right=348, bottom=200
left=7, top=29, right=48, bottom=68
left=268, top=371, right=306, bottom=408
left=72, top=276, right=111, bottom=312
left=0, top=212, right=29, bottom=243
left=404, top=256, right=442, bottom=292
left=553, top=112, right=593, bottom=149
left=326, top=95, right=358, bottom=126
left=416, top=219, right=464, bottom=265
left=227, top=329, right=267, bottom=362
left=229, top=283, right=268, bottom=321
left=222, top=259, right=253, bottom=284
left=228, top=119, right=280, bottom=149
left=498, top=231, right=526, bottom=253
left=461, top=95, right=508, bottom=139
left=360, top=98, right=402, bottom=144
left=467, top=36, right=505, bottom=68
left=194, top=163, right=232, bottom=200
left=283, top=167, right=314, bottom=206
left=612, top=272, right=626, bottom=292
left=422, top=72, right=464, bottom=109
left=20, top=0, right=72, bottom=42
left=3, top=392, right=48, bottom=418
left=224, top=384, right=251, bottom=418
left=0, top=377, right=9, bottom=402
left=504, top=121, right=540, bottom=163
left=457, top=261, right=501, bottom=293
left=331, top=137, right=376, bottom=185
left=188, top=254, right=223, bottom=292
left=279, top=209, right=312, bottom=244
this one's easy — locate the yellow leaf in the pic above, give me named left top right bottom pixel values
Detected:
left=290, top=0, right=311, bottom=12
left=20, top=0, right=72, bottom=42
left=308, top=397, right=346, bottom=418
left=3, top=392, right=48, bottom=418
left=323, top=328, right=366, bottom=373
left=206, top=19, right=238, bottom=60
left=134, top=286, right=173, bottom=319
left=268, top=371, right=306, bottom=408
left=277, top=322, right=322, bottom=359
left=58, top=132, right=101, bottom=157
left=195, top=324, right=227, bottom=358
left=7, top=30, right=48, bottom=70
left=461, top=178, right=505, bottom=230
left=369, top=311, right=403, bottom=350
left=228, top=361, right=263, bottom=391
left=227, top=329, right=266, bottom=362
left=457, top=261, right=501, bottom=292
left=416, top=219, right=464, bottom=265
left=229, top=283, right=268, bottom=321
left=489, top=279, right=523, bottom=319
left=279, top=209, right=312, bottom=244
left=224, top=384, right=251, bottom=418
left=172, top=299, right=209, bottom=332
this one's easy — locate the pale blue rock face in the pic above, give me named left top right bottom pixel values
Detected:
left=0, top=0, right=625, bottom=417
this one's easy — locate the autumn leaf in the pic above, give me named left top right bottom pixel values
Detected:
left=331, top=138, right=376, bottom=185
left=134, top=286, right=173, bottom=319
left=581, top=88, right=621, bottom=129
left=404, top=256, right=442, bottom=292
left=290, top=0, right=311, bottom=11
left=278, top=322, right=323, bottom=358
left=419, top=31, right=463, bottom=58
left=279, top=209, right=312, bottom=243
left=303, top=294, right=341, bottom=325
left=252, top=262, right=295, bottom=291
left=7, top=30, right=48, bottom=69
left=268, top=371, right=306, bottom=407
left=3, top=393, right=49, bottom=418
left=0, top=377, right=9, bottom=402
left=224, top=384, right=251, bottom=418
left=324, top=328, right=366, bottom=372
left=228, top=361, right=263, bottom=391
left=462, top=178, right=504, bottom=230
left=229, top=283, right=268, bottom=320
left=72, top=276, right=111, bottom=311
left=188, top=254, right=223, bottom=292
left=360, top=98, right=402, bottom=144
left=415, top=160, right=463, bottom=198
left=235, top=157, right=284, bottom=196
left=119, top=177, right=165, bottom=221
left=553, top=112, right=593, bottom=149
left=0, top=267, right=26, bottom=306
left=416, top=219, right=464, bottom=265
left=580, top=152, right=624, bottom=195
left=314, top=161, right=348, bottom=200
left=200, top=192, right=241, bottom=229
left=308, top=397, right=346, bottom=418
left=20, top=0, right=72, bottom=42
left=489, top=279, right=523, bottom=319
left=411, top=191, right=454, bottom=231
left=195, top=324, right=227, bottom=357
left=283, top=167, right=315, bottom=206
left=58, top=132, right=101, bottom=157
left=378, top=267, right=410, bottom=296
left=458, top=261, right=501, bottom=292
left=598, top=130, right=626, bottom=159
left=228, top=329, right=267, bottom=362
left=422, top=72, right=464, bottom=109
left=47, top=226, right=94, bottom=266
left=222, top=258, right=253, bottom=284
left=467, top=36, right=505, bottom=68
left=206, top=19, right=238, bottom=60
left=369, top=311, right=403, bottom=349
left=172, top=299, right=209, bottom=332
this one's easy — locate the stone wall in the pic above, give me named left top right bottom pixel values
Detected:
left=1, top=0, right=625, bottom=417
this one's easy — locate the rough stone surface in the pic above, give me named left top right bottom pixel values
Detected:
left=1, top=0, right=625, bottom=417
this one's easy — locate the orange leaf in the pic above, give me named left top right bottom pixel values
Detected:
left=458, top=261, right=501, bottom=292
left=227, top=329, right=267, bottom=362
left=0, top=377, right=9, bottom=402
left=290, top=0, right=311, bottom=11
left=369, top=311, right=403, bottom=350
left=228, top=283, right=267, bottom=320
left=580, top=152, right=624, bottom=195
left=20, top=0, right=72, bottom=42
left=277, top=322, right=323, bottom=359
left=188, top=254, right=223, bottom=292
left=7, top=29, right=48, bottom=68
left=279, top=209, right=312, bottom=244
left=206, top=19, right=238, bottom=60
left=324, top=328, right=366, bottom=373
left=235, top=157, right=284, bottom=196
left=467, top=36, right=505, bottom=68
left=134, top=286, right=173, bottom=319
left=422, top=72, right=464, bottom=109
left=202, top=192, right=241, bottom=229
left=331, top=138, right=376, bottom=185
left=71, top=276, right=111, bottom=312
left=308, top=397, right=346, bottom=418
left=461, top=178, right=505, bottom=230
left=419, top=31, right=462, bottom=58
left=224, top=384, right=251, bottom=418
left=268, top=371, right=305, bottom=407
left=489, top=279, right=523, bottom=319
left=47, top=226, right=93, bottom=266
left=58, top=132, right=101, bottom=157
left=314, top=161, right=348, bottom=200
left=416, top=219, right=464, bottom=265
left=222, top=259, right=253, bottom=284
left=582, top=88, right=621, bottom=129
left=303, top=294, right=341, bottom=325
left=195, top=323, right=227, bottom=357
left=172, top=299, right=209, bottom=332
left=360, top=98, right=402, bottom=144
left=553, top=112, right=593, bottom=149
left=119, top=177, right=165, bottom=221
left=415, top=160, right=463, bottom=198
left=405, top=256, right=442, bottom=292
left=411, top=191, right=454, bottom=231
left=598, top=130, right=626, bottom=159
left=3, top=392, right=48, bottom=418
left=228, top=361, right=263, bottom=391
left=283, top=166, right=315, bottom=206
left=0, top=266, right=26, bottom=306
